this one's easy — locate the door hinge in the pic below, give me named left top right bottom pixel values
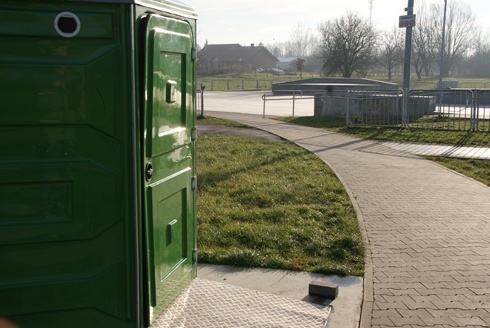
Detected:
left=192, top=249, right=198, bottom=263
left=191, top=127, right=197, bottom=141
left=191, top=176, right=197, bottom=190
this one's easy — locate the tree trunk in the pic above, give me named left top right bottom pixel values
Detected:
left=415, top=66, right=423, bottom=81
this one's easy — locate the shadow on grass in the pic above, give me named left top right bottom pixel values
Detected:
left=281, top=116, right=345, bottom=129
left=197, top=137, right=298, bottom=189
left=455, top=131, right=490, bottom=146
left=197, top=115, right=251, bottom=128
left=278, top=115, right=490, bottom=147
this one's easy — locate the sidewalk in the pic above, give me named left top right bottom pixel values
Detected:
left=381, top=142, right=490, bottom=160
left=206, top=112, right=490, bottom=328
left=202, top=90, right=490, bottom=160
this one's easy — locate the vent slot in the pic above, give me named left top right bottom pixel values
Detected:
left=54, top=12, right=80, bottom=38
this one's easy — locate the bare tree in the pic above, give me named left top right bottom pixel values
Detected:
left=378, top=27, right=404, bottom=80
left=431, top=1, right=477, bottom=77
left=266, top=44, right=284, bottom=58
left=318, top=12, right=377, bottom=77
left=465, top=31, right=490, bottom=77
left=286, top=24, right=317, bottom=58
left=267, top=24, right=318, bottom=58
left=296, top=58, right=306, bottom=78
left=411, top=1, right=438, bottom=80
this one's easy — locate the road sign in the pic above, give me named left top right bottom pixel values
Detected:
left=399, top=14, right=416, bottom=28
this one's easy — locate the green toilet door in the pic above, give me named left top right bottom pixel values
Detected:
left=141, top=14, right=197, bottom=324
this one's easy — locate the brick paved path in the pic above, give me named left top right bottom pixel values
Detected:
left=381, top=142, right=490, bottom=160
left=206, top=112, right=490, bottom=328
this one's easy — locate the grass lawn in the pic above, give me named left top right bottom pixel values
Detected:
left=375, top=75, right=490, bottom=89
left=197, top=130, right=364, bottom=276
left=196, top=115, right=251, bottom=128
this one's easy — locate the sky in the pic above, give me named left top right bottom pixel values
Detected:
left=182, top=0, right=490, bottom=47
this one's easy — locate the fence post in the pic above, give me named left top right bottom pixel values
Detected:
left=200, top=85, right=205, bottom=117
left=211, top=80, right=214, bottom=91
left=227, top=80, right=229, bottom=90
left=256, top=80, right=259, bottom=89
left=471, top=90, right=477, bottom=131
left=402, top=89, right=408, bottom=126
left=292, top=92, right=296, bottom=117
left=396, top=91, right=401, bottom=126
left=322, top=91, right=327, bottom=116
left=196, top=90, right=200, bottom=116
left=262, top=94, right=266, bottom=118
left=242, top=80, right=244, bottom=90
left=437, top=90, right=444, bottom=130
left=346, top=90, right=350, bottom=127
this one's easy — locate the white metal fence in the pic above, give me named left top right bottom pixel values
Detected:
left=346, top=90, right=404, bottom=127
left=347, top=89, right=490, bottom=132
left=261, top=92, right=316, bottom=117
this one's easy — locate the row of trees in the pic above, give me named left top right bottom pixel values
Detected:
left=267, top=24, right=318, bottom=58
left=267, top=1, right=487, bottom=79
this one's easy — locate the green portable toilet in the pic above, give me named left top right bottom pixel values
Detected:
left=0, top=1, right=198, bottom=327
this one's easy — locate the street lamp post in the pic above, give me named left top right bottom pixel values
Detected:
left=438, top=0, right=448, bottom=88
left=402, top=0, right=414, bottom=125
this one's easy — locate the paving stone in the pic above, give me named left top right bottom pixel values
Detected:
left=373, top=309, right=403, bottom=318
left=376, top=301, right=409, bottom=310
left=419, top=315, right=458, bottom=326
left=396, top=308, right=432, bottom=319
left=450, top=316, right=488, bottom=326
left=389, top=316, right=425, bottom=326
left=371, top=317, right=395, bottom=326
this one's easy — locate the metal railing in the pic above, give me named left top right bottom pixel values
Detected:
left=198, top=79, right=274, bottom=91
left=346, top=90, right=404, bottom=127
left=472, top=89, right=490, bottom=132
left=197, top=89, right=204, bottom=117
left=407, top=89, right=473, bottom=130
left=261, top=91, right=315, bottom=118
left=347, top=89, right=490, bottom=132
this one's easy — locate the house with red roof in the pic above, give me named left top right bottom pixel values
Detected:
left=197, top=43, right=279, bottom=75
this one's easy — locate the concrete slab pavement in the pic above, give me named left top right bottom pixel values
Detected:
left=151, top=277, right=331, bottom=328
left=198, top=264, right=363, bottom=328
left=201, top=90, right=314, bottom=117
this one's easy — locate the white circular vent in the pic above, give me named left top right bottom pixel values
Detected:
left=54, top=12, right=81, bottom=38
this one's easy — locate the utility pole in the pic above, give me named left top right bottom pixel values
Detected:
left=438, top=0, right=448, bottom=88
left=369, top=0, right=374, bottom=25
left=402, top=0, right=414, bottom=125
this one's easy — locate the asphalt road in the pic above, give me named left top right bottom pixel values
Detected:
left=199, top=90, right=314, bottom=117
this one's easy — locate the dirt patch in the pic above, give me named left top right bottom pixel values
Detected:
left=197, top=124, right=284, bottom=142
